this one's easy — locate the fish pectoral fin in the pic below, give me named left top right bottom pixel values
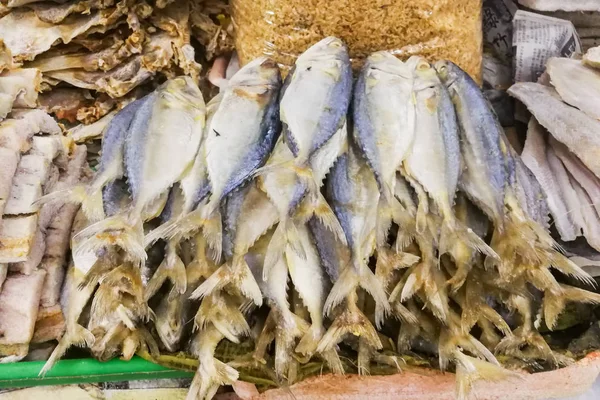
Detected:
left=36, top=184, right=106, bottom=221
left=263, top=220, right=306, bottom=281
left=543, top=284, right=600, bottom=330
left=440, top=217, right=498, bottom=261
left=312, top=190, right=347, bottom=246
left=295, top=323, right=324, bottom=358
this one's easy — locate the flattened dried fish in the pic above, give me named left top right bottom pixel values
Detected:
left=522, top=118, right=577, bottom=241
left=508, top=82, right=600, bottom=178
left=546, top=57, right=600, bottom=120
left=583, top=46, right=600, bottom=69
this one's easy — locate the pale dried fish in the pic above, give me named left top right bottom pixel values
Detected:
left=583, top=46, right=600, bottom=69
left=518, top=0, right=600, bottom=11
left=0, top=270, right=46, bottom=362
left=27, top=0, right=117, bottom=24
left=522, top=118, right=577, bottom=241
left=0, top=215, right=39, bottom=263
left=39, top=88, right=92, bottom=123
left=3, top=173, right=43, bottom=215
left=0, top=148, right=19, bottom=219
left=0, top=6, right=128, bottom=62
left=0, top=68, right=41, bottom=111
left=31, top=305, right=65, bottom=343
left=9, top=229, right=44, bottom=275
left=546, top=57, right=600, bottom=120
left=68, top=111, right=115, bottom=143
left=508, top=82, right=600, bottom=178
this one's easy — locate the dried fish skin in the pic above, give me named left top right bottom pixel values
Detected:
left=546, top=57, right=600, bottom=120
left=508, top=82, right=600, bottom=179
left=27, top=0, right=117, bottom=24
left=522, top=118, right=577, bottom=241
left=0, top=68, right=42, bottom=112
left=583, top=46, right=600, bottom=69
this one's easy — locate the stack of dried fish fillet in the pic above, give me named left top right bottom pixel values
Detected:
left=0, top=68, right=88, bottom=362
left=0, top=0, right=232, bottom=128
left=36, top=38, right=600, bottom=400
left=512, top=48, right=600, bottom=254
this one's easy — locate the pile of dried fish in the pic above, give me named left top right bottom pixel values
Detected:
left=513, top=48, right=600, bottom=254
left=40, top=38, right=600, bottom=400
left=0, top=69, right=88, bottom=362
left=0, top=0, right=232, bottom=128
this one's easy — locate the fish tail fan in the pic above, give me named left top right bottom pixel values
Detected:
left=144, top=252, right=187, bottom=301
left=263, top=219, right=306, bottom=281
left=296, top=323, right=325, bottom=358
left=236, top=256, right=263, bottom=306
left=187, top=358, right=239, bottom=400
left=74, top=214, right=146, bottom=265
left=454, top=351, right=523, bottom=400
left=549, top=252, right=596, bottom=287
left=392, top=302, right=419, bottom=325
left=321, top=348, right=345, bottom=375
left=295, top=163, right=347, bottom=246
left=189, top=265, right=230, bottom=300
left=544, top=284, right=600, bottom=330
left=80, top=189, right=105, bottom=222
left=273, top=313, right=307, bottom=379
left=322, top=267, right=359, bottom=318
left=355, top=259, right=391, bottom=327
left=40, top=324, right=94, bottom=377
left=77, top=259, right=112, bottom=290
left=376, top=247, right=420, bottom=288
left=316, top=305, right=383, bottom=354
left=440, top=217, right=498, bottom=261
left=202, top=206, right=223, bottom=264
left=212, top=308, right=251, bottom=344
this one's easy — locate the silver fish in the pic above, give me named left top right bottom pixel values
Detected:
left=74, top=77, right=206, bottom=264
left=353, top=51, right=416, bottom=244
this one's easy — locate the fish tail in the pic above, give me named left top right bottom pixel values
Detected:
left=144, top=251, right=187, bottom=301
left=440, top=217, right=498, bottom=261
left=273, top=313, right=307, bottom=379
left=263, top=219, right=306, bottom=281
left=190, top=258, right=262, bottom=306
left=548, top=251, right=596, bottom=288
left=40, top=324, right=94, bottom=377
left=376, top=195, right=393, bottom=248
left=295, top=323, right=325, bottom=358
left=210, top=309, right=251, bottom=343
left=376, top=247, right=420, bottom=288
left=80, top=189, right=105, bottom=223
left=543, top=284, right=600, bottom=330
left=295, top=163, right=347, bottom=246
left=74, top=214, right=146, bottom=265
left=454, top=351, right=523, bottom=400
left=316, top=304, right=382, bottom=354
left=202, top=205, right=223, bottom=264
left=321, top=348, right=345, bottom=375
left=187, top=357, right=239, bottom=400
left=324, top=262, right=390, bottom=328
left=37, top=182, right=106, bottom=222
left=392, top=302, right=419, bottom=325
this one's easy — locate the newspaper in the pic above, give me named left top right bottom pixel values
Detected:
left=513, top=10, right=582, bottom=82
left=483, top=0, right=519, bottom=64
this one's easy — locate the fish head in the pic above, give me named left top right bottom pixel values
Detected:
left=158, top=76, right=205, bottom=111
left=364, top=51, right=411, bottom=78
left=434, top=60, right=463, bottom=88
left=412, top=57, right=443, bottom=92
left=228, top=57, right=281, bottom=89
left=296, top=36, right=349, bottom=65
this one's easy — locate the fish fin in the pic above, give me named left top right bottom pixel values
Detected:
left=440, top=218, right=498, bottom=261
left=376, top=193, right=393, bottom=248
left=39, top=324, right=94, bottom=377
left=144, top=251, right=187, bottom=301
left=392, top=302, right=419, bottom=325
left=74, top=214, right=146, bottom=265
left=190, top=258, right=262, bottom=306
left=263, top=219, right=306, bottom=281
left=202, top=207, right=223, bottom=264
left=316, top=306, right=382, bottom=354
left=544, top=284, right=600, bottom=330
left=321, top=349, right=345, bottom=375
left=312, top=190, right=347, bottom=246
left=376, top=247, right=420, bottom=289
left=324, top=262, right=390, bottom=328
left=77, top=260, right=111, bottom=290
left=296, top=324, right=325, bottom=357
left=81, top=189, right=105, bottom=223
left=273, top=312, right=307, bottom=379
left=549, top=252, right=596, bottom=288
left=187, top=357, right=239, bottom=400
left=454, top=352, right=523, bottom=400
left=37, top=184, right=106, bottom=222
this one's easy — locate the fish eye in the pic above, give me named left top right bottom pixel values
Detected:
left=417, top=61, right=431, bottom=71
left=329, top=40, right=342, bottom=48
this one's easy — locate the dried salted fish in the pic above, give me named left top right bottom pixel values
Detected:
left=0, top=7, right=128, bottom=62
left=522, top=118, right=578, bottom=241
left=546, top=57, right=600, bottom=120
left=0, top=68, right=41, bottom=112
left=508, top=82, right=600, bottom=178
left=518, top=0, right=600, bottom=11
left=68, top=111, right=115, bottom=143
left=27, top=0, right=117, bottom=24
left=583, top=46, right=600, bottom=69
left=0, top=269, right=46, bottom=362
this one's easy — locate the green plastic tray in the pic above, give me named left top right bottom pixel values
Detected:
left=0, top=357, right=193, bottom=388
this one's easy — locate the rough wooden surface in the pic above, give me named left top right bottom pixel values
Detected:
left=233, top=352, right=600, bottom=400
